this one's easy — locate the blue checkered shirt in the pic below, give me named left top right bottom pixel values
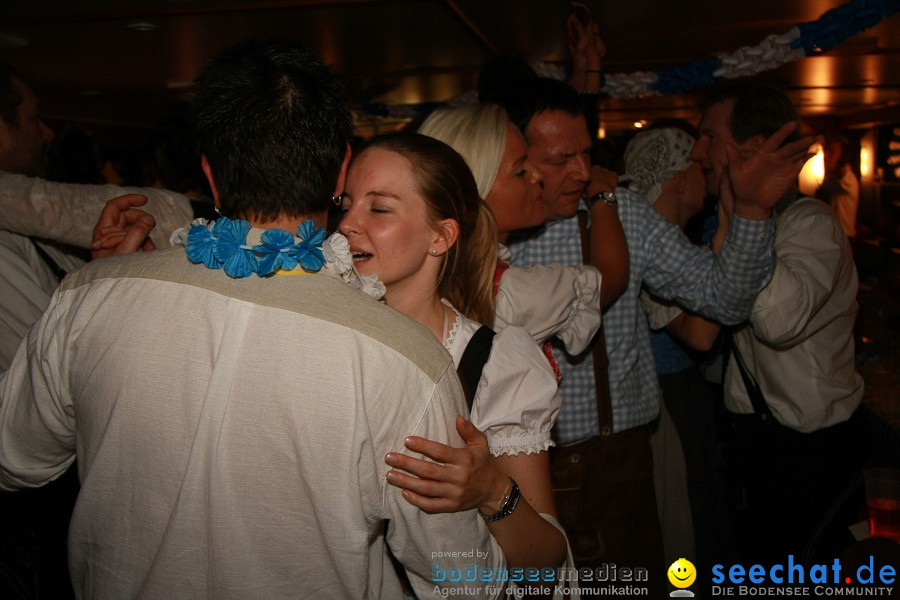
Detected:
left=507, top=188, right=774, bottom=443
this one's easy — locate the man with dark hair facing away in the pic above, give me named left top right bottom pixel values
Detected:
left=0, top=40, right=506, bottom=598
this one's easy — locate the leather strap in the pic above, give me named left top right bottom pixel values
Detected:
left=726, top=330, right=774, bottom=424
left=577, top=211, right=614, bottom=437
left=457, top=325, right=496, bottom=412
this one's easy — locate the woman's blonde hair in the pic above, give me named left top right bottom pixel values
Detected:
left=360, top=132, right=498, bottom=326
left=418, top=103, right=508, bottom=200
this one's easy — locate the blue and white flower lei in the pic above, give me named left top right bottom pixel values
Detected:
left=171, top=217, right=385, bottom=300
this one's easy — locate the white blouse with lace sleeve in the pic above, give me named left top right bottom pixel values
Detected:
left=494, top=245, right=602, bottom=355
left=444, top=304, right=560, bottom=457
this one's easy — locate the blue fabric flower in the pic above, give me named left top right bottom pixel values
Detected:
left=255, top=228, right=299, bottom=275
left=183, top=217, right=329, bottom=278
left=185, top=223, right=222, bottom=268
left=212, top=218, right=256, bottom=278
left=295, top=221, right=326, bottom=272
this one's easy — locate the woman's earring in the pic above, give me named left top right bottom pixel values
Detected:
left=214, top=205, right=223, bottom=216
left=331, top=194, right=343, bottom=206
left=430, top=249, right=437, bottom=255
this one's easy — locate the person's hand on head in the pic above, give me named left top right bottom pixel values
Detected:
left=384, top=416, right=510, bottom=515
left=91, top=194, right=157, bottom=260
left=726, top=122, right=818, bottom=219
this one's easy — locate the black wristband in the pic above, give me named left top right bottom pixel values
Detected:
left=480, top=480, right=521, bottom=522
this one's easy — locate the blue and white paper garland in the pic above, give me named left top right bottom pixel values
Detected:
left=357, top=0, right=899, bottom=119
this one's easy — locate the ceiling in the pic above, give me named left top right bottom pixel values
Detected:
left=1, top=0, right=898, bottom=142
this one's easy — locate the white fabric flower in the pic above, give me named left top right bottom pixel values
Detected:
left=322, top=232, right=353, bottom=281
left=349, top=270, right=386, bottom=301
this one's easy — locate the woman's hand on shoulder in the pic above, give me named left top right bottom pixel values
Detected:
left=385, top=416, right=510, bottom=515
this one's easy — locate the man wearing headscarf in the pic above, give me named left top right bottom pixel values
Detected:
left=622, top=126, right=736, bottom=582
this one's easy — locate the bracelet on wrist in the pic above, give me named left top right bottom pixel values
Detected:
left=480, top=479, right=521, bottom=522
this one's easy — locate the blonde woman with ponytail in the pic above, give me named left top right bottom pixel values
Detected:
left=339, top=132, right=567, bottom=572
left=419, top=103, right=604, bottom=356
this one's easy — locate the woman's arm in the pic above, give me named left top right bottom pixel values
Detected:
left=585, top=168, right=628, bottom=309
left=565, top=7, right=605, bottom=95
left=664, top=312, right=720, bottom=352
left=385, top=416, right=567, bottom=570
left=495, top=262, right=601, bottom=354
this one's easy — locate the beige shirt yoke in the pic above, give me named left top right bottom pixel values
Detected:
left=0, top=248, right=506, bottom=599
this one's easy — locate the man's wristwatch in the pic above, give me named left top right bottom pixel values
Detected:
left=585, top=190, right=618, bottom=209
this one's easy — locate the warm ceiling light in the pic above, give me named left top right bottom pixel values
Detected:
left=634, top=121, right=645, bottom=129
left=798, top=143, right=824, bottom=195
left=860, top=146, right=872, bottom=179
left=810, top=145, right=825, bottom=184
left=127, top=22, right=159, bottom=32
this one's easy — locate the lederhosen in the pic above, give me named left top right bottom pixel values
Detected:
left=544, top=212, right=666, bottom=598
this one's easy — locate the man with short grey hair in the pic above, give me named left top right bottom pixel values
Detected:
left=692, top=81, right=865, bottom=564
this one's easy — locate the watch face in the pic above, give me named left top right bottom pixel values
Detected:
left=588, top=191, right=617, bottom=207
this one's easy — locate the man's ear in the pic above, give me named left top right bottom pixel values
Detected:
left=431, top=218, right=460, bottom=256
left=200, top=155, right=220, bottom=207
left=672, top=170, right=687, bottom=193
left=332, top=143, right=352, bottom=197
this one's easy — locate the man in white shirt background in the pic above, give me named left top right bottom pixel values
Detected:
left=691, top=81, right=867, bottom=566
left=0, top=62, right=68, bottom=370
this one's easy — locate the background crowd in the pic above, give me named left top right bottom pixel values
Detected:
left=0, top=8, right=897, bottom=600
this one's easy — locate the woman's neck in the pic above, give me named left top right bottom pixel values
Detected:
left=383, top=287, right=448, bottom=343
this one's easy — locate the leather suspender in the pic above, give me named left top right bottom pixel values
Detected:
left=576, top=211, right=614, bottom=437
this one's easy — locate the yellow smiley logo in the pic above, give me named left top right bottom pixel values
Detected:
left=668, top=558, right=696, bottom=588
